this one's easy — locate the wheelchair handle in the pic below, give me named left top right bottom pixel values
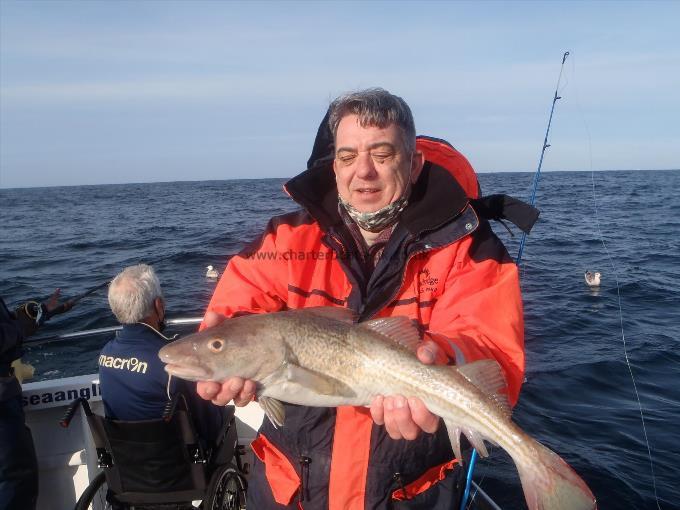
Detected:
left=60, top=398, right=93, bottom=428
left=162, top=393, right=189, bottom=422
left=162, top=399, right=176, bottom=422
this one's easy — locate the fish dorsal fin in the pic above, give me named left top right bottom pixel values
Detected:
left=359, top=316, right=421, bottom=354
left=299, top=306, right=357, bottom=324
left=456, top=360, right=511, bottom=418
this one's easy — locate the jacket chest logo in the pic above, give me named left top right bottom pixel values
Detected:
left=418, top=268, right=440, bottom=294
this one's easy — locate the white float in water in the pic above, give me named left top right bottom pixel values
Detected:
left=205, top=265, right=219, bottom=279
left=584, top=271, right=601, bottom=287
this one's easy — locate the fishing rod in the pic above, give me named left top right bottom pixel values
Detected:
left=64, top=281, right=110, bottom=306
left=44, top=281, right=111, bottom=319
left=460, top=51, right=571, bottom=510
left=24, top=317, right=203, bottom=346
left=515, top=51, right=570, bottom=265
left=14, top=280, right=112, bottom=329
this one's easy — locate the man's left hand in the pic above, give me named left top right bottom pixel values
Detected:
left=44, top=289, right=62, bottom=313
left=369, top=340, right=442, bottom=440
left=44, top=288, right=74, bottom=317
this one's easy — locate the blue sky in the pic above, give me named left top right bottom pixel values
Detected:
left=1, top=1, right=678, bottom=188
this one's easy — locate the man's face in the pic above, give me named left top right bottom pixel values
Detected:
left=333, top=114, right=423, bottom=213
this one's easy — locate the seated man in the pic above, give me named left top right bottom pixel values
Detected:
left=99, top=264, right=222, bottom=443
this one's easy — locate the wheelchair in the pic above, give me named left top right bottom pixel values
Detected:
left=60, top=395, right=248, bottom=510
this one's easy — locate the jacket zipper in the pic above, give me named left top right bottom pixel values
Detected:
left=298, top=455, right=311, bottom=503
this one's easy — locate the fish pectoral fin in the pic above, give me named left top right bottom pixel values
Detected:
left=456, top=360, right=512, bottom=418
left=359, top=316, right=421, bottom=354
left=259, top=396, right=285, bottom=428
left=285, top=364, right=356, bottom=398
left=299, top=306, right=358, bottom=323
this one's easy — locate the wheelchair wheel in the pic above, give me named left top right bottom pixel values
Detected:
left=74, top=471, right=112, bottom=510
left=205, top=465, right=247, bottom=510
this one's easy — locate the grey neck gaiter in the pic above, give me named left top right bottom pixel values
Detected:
left=338, top=194, right=409, bottom=233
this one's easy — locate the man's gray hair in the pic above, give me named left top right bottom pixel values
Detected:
left=108, top=264, right=163, bottom=324
left=328, top=88, right=416, bottom=152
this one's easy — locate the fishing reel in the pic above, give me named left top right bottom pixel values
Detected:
left=14, top=300, right=47, bottom=336
left=19, top=301, right=47, bottom=324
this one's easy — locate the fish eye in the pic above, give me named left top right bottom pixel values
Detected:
left=208, top=339, right=224, bottom=352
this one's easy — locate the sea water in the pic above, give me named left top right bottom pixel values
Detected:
left=1, top=170, right=678, bottom=509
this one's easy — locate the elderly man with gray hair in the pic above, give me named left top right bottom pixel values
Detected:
left=99, top=264, right=222, bottom=442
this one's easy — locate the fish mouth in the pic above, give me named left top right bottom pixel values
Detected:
left=164, top=363, right=211, bottom=381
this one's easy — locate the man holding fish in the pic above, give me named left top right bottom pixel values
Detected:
left=161, top=89, right=595, bottom=509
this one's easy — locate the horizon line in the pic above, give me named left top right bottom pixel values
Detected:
left=1, top=167, right=679, bottom=191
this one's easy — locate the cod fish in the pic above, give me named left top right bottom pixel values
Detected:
left=159, top=306, right=596, bottom=510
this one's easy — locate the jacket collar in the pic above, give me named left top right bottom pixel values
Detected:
left=116, top=322, right=175, bottom=343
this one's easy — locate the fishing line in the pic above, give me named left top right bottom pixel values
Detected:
left=571, top=55, right=663, bottom=510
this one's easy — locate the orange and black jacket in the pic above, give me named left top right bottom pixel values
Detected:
left=204, top=121, right=538, bottom=509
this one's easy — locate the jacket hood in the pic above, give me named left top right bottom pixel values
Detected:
left=284, top=108, right=471, bottom=236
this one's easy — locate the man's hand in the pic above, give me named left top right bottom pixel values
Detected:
left=44, top=288, right=75, bottom=317
left=196, top=311, right=257, bottom=407
left=369, top=340, right=443, bottom=440
left=15, top=288, right=64, bottom=337
left=43, top=288, right=63, bottom=314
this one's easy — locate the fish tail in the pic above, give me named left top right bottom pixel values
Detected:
left=514, top=440, right=596, bottom=510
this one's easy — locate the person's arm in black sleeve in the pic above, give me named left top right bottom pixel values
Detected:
left=2, top=289, right=70, bottom=350
left=0, top=298, right=25, bottom=358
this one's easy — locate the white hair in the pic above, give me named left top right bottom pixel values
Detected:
left=108, top=264, right=163, bottom=324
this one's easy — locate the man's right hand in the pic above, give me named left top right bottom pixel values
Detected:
left=195, top=311, right=257, bottom=407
